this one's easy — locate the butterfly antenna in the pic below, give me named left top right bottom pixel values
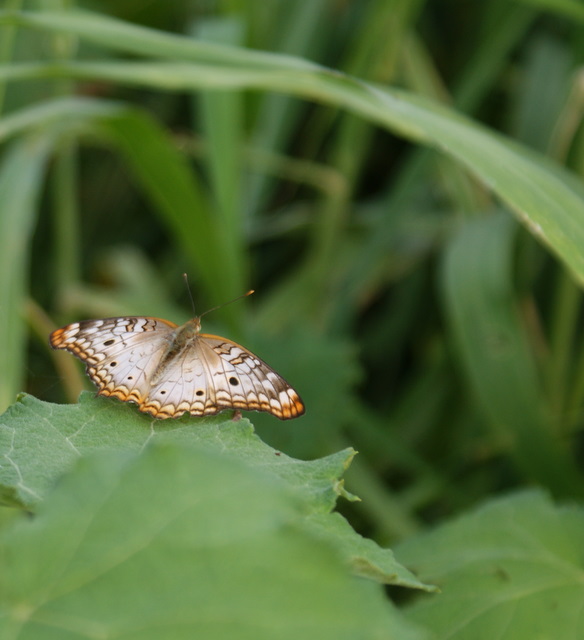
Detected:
left=182, top=273, right=198, bottom=316
left=200, top=289, right=255, bottom=319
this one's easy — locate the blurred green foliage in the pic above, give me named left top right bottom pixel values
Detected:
left=1, top=0, right=584, bottom=546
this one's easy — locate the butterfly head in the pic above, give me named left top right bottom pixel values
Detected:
left=190, top=316, right=202, bottom=333
left=176, top=316, right=202, bottom=340
left=178, top=289, right=254, bottom=344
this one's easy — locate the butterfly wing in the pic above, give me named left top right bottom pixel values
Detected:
left=141, top=333, right=305, bottom=420
left=51, top=318, right=304, bottom=420
left=50, top=317, right=177, bottom=407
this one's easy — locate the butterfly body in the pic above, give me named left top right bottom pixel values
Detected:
left=151, top=317, right=201, bottom=385
left=50, top=315, right=304, bottom=420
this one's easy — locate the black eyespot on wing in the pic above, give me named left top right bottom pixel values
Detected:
left=229, top=377, right=239, bottom=386
left=127, top=376, right=133, bottom=381
left=160, top=390, right=167, bottom=395
left=109, top=361, right=118, bottom=367
left=196, top=390, right=204, bottom=396
left=103, top=339, right=115, bottom=346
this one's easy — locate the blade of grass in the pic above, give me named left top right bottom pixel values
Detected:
left=27, top=298, right=84, bottom=403
left=451, top=4, right=534, bottom=113
left=509, top=36, right=571, bottom=152
left=301, top=0, right=426, bottom=324
left=2, top=48, right=583, bottom=285
left=0, top=97, right=249, bottom=324
left=546, top=268, right=581, bottom=431
left=51, top=137, right=81, bottom=296
left=245, top=0, right=337, bottom=215
left=94, top=108, right=240, bottom=316
left=0, top=0, right=24, bottom=115
left=441, top=211, right=584, bottom=497
left=191, top=17, right=248, bottom=302
left=2, top=10, right=584, bottom=283
left=0, top=135, right=52, bottom=412
left=0, top=9, right=323, bottom=71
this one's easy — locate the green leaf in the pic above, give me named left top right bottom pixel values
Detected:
left=441, top=211, right=584, bottom=497
left=0, top=8, right=322, bottom=71
left=0, top=443, right=426, bottom=640
left=395, top=490, right=584, bottom=640
left=305, top=512, right=437, bottom=592
left=0, top=136, right=52, bottom=412
left=517, top=0, right=584, bottom=22
left=2, top=9, right=584, bottom=281
left=0, top=392, right=355, bottom=511
left=0, top=393, right=433, bottom=594
left=0, top=96, right=246, bottom=314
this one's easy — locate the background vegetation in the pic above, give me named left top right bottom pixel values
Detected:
left=1, top=0, right=584, bottom=638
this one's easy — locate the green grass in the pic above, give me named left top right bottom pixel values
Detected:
left=1, top=2, right=584, bottom=638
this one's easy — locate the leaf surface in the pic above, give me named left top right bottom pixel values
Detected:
left=0, top=392, right=353, bottom=512
left=0, top=443, right=427, bottom=640
left=395, top=491, right=584, bottom=640
left=2, top=9, right=584, bottom=280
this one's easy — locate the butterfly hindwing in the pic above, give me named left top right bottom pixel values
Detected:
left=142, top=334, right=305, bottom=419
left=203, top=335, right=304, bottom=419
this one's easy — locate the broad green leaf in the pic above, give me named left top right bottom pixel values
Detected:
left=2, top=10, right=584, bottom=281
left=0, top=393, right=431, bottom=592
left=395, top=491, right=584, bottom=640
left=0, top=444, right=426, bottom=640
left=305, top=512, right=437, bottom=592
left=0, top=392, right=355, bottom=511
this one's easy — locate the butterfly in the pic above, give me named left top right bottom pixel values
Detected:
left=49, top=313, right=305, bottom=420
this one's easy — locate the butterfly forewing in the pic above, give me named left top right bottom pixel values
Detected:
left=50, top=317, right=178, bottom=407
left=50, top=316, right=304, bottom=420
